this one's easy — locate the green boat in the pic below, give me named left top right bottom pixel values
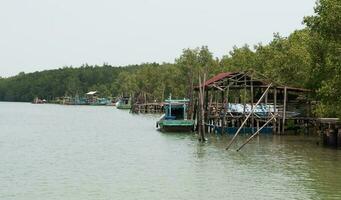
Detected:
left=156, top=96, right=194, bottom=132
left=116, top=96, right=132, bottom=109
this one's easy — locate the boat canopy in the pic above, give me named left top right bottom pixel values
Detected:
left=86, top=91, right=98, bottom=95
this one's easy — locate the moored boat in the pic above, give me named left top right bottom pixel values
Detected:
left=156, top=96, right=194, bottom=132
left=116, top=96, right=132, bottom=109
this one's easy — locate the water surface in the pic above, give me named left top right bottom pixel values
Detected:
left=0, top=102, right=340, bottom=200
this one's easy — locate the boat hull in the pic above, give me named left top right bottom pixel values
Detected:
left=214, top=126, right=273, bottom=134
left=116, top=104, right=132, bottom=109
left=157, top=120, right=194, bottom=132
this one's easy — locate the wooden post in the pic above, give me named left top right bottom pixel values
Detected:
left=205, top=87, right=209, bottom=113
left=201, top=74, right=206, bottom=138
left=205, top=86, right=209, bottom=132
left=274, top=87, right=277, bottom=134
left=198, top=76, right=202, bottom=138
left=337, top=128, right=341, bottom=147
left=208, top=91, right=213, bottom=117
left=198, top=74, right=206, bottom=141
left=243, top=75, right=246, bottom=115
left=282, top=87, right=287, bottom=133
left=193, top=99, right=198, bottom=121
left=221, top=91, right=225, bottom=134
left=251, top=76, right=254, bottom=133
left=144, top=92, right=147, bottom=104
left=194, top=99, right=199, bottom=131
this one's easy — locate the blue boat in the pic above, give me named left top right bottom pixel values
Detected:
left=116, top=96, right=132, bottom=109
left=156, top=96, right=195, bottom=132
left=213, top=126, right=273, bottom=134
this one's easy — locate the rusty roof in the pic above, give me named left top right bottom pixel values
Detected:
left=202, top=72, right=236, bottom=87
left=195, top=71, right=311, bottom=93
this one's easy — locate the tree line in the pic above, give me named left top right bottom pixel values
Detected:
left=0, top=0, right=340, bottom=117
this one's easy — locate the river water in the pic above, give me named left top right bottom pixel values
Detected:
left=0, top=102, right=340, bottom=200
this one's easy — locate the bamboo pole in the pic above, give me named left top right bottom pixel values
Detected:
left=201, top=73, right=206, bottom=140
left=209, top=90, right=213, bottom=115
left=274, top=87, right=277, bottom=134
left=222, top=85, right=230, bottom=135
left=204, top=80, right=209, bottom=132
left=198, top=74, right=206, bottom=141
left=243, top=75, right=246, bottom=115
left=236, top=114, right=277, bottom=151
left=226, top=84, right=272, bottom=150
left=265, top=88, right=269, bottom=130
left=251, top=76, right=254, bottom=133
left=282, top=86, right=287, bottom=133
left=198, top=76, right=202, bottom=137
left=221, top=90, right=225, bottom=134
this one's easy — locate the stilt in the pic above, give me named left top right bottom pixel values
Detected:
left=282, top=86, right=287, bottom=133
left=273, top=87, right=277, bottom=134
left=251, top=76, right=254, bottom=134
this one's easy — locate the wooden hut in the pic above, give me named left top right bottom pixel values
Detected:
left=194, top=71, right=312, bottom=137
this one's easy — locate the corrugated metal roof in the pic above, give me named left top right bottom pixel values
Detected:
left=202, top=72, right=236, bottom=87
left=196, top=71, right=311, bottom=93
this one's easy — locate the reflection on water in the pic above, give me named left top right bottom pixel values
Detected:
left=0, top=102, right=340, bottom=200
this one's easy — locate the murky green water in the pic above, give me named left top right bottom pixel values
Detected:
left=1, top=102, right=340, bottom=200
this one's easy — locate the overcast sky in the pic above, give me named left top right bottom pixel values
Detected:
left=0, top=0, right=316, bottom=77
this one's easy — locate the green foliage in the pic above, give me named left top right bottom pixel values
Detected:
left=220, top=44, right=256, bottom=72
left=0, top=0, right=340, bottom=118
left=304, top=0, right=341, bottom=118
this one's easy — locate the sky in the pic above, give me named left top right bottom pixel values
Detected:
left=0, top=0, right=316, bottom=77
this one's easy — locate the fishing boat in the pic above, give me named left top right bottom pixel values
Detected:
left=156, top=96, right=194, bottom=132
left=116, top=96, right=132, bottom=109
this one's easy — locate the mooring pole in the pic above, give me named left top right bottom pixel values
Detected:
left=198, top=74, right=206, bottom=141
left=274, top=87, right=277, bottom=134
left=251, top=76, right=254, bottom=133
left=282, top=86, right=287, bottom=133
left=243, top=75, right=246, bottom=115
left=221, top=90, right=225, bottom=135
left=201, top=73, right=206, bottom=141
left=226, top=84, right=272, bottom=150
left=198, top=75, right=202, bottom=139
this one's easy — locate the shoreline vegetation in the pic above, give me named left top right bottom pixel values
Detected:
left=0, top=0, right=340, bottom=118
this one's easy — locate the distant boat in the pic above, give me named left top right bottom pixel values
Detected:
left=32, top=97, right=46, bottom=104
left=116, top=96, right=132, bottom=109
left=156, top=96, right=194, bottom=132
